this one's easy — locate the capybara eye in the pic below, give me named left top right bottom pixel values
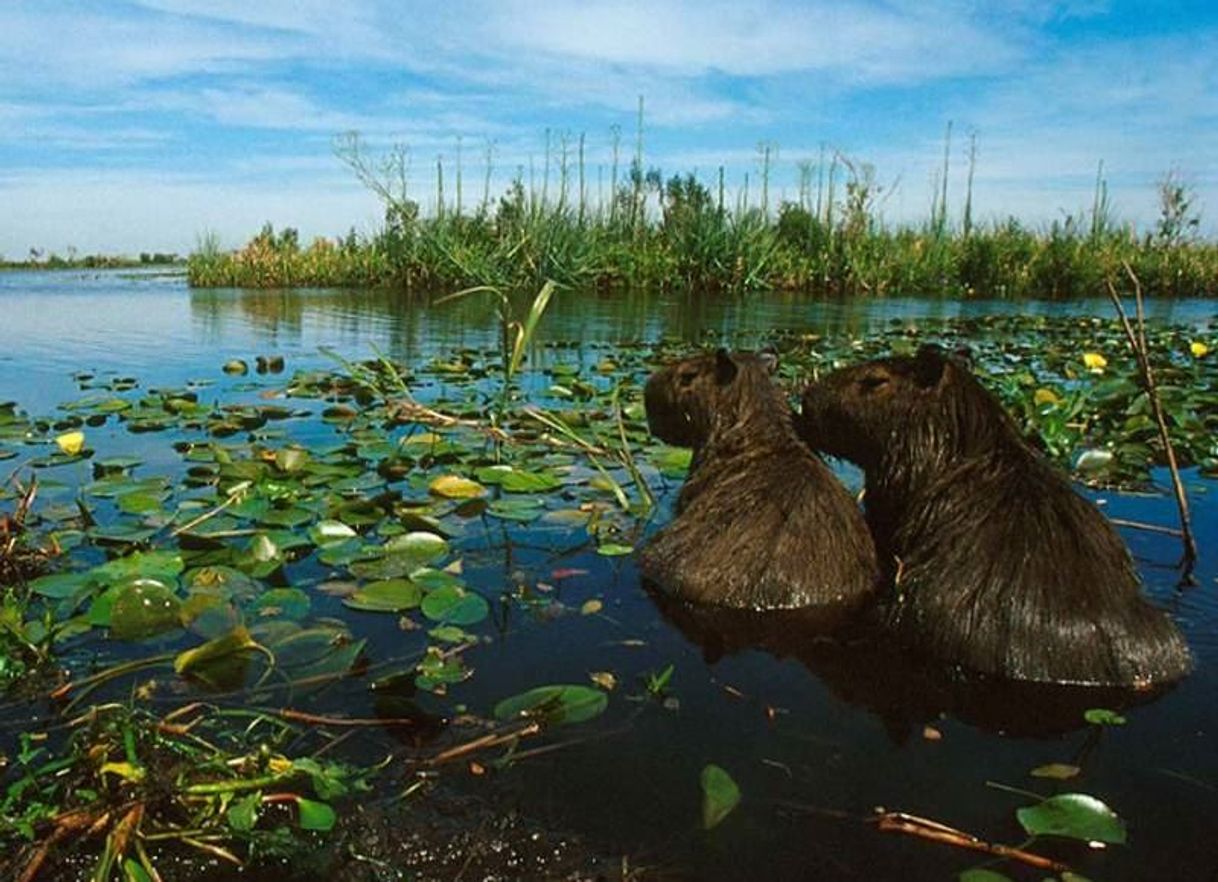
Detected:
left=858, top=375, right=888, bottom=392
left=677, top=371, right=697, bottom=387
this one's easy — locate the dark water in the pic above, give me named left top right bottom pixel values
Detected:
left=2, top=269, right=1216, bottom=881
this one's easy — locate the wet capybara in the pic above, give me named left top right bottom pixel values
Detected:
left=797, top=343, right=1193, bottom=686
left=640, top=348, right=879, bottom=609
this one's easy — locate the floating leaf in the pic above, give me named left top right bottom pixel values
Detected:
left=597, top=543, right=633, bottom=557
left=958, top=870, right=1014, bottom=882
left=498, top=469, right=562, bottom=493
left=254, top=588, right=311, bottom=620
left=580, top=598, right=603, bottom=615
left=174, top=626, right=258, bottom=676
left=428, top=474, right=486, bottom=499
left=421, top=584, right=489, bottom=625
left=1016, top=793, right=1127, bottom=844
left=227, top=793, right=260, bottom=832
left=295, top=797, right=337, bottom=832
left=344, top=579, right=422, bottom=612
left=1031, top=763, right=1081, bottom=780
left=383, top=530, right=448, bottom=563
left=700, top=764, right=741, bottom=830
left=493, top=684, right=608, bottom=727
left=309, top=520, right=358, bottom=545
left=1084, top=708, right=1127, bottom=726
left=109, top=578, right=183, bottom=640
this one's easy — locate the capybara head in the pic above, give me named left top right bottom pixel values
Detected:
left=644, top=348, right=780, bottom=448
left=798, top=343, right=1014, bottom=471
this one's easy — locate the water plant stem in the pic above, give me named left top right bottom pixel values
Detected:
left=1105, top=263, right=1198, bottom=578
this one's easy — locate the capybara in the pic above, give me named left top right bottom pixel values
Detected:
left=639, top=348, right=879, bottom=609
left=797, top=343, right=1192, bottom=686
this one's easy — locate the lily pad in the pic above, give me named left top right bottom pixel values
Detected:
left=493, top=684, right=608, bottom=726
left=1016, top=793, right=1127, bottom=844
left=344, top=578, right=423, bottom=612
left=109, top=578, right=183, bottom=640
left=421, top=584, right=489, bottom=625
left=700, top=764, right=741, bottom=830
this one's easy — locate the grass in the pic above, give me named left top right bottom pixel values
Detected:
left=185, top=126, right=1218, bottom=298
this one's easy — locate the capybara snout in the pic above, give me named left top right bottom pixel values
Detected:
left=644, top=348, right=778, bottom=449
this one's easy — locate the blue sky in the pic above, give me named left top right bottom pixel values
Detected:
left=2, top=0, right=1216, bottom=256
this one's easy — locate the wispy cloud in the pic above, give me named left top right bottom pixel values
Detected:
left=1, top=1, right=1215, bottom=253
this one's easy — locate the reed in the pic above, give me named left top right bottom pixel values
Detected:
left=187, top=126, right=1218, bottom=299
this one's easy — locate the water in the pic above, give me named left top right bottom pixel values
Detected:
left=1, top=268, right=1216, bottom=881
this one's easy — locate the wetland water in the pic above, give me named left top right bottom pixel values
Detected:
left=1, top=268, right=1216, bottom=881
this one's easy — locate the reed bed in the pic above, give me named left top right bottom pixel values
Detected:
left=188, top=127, right=1218, bottom=299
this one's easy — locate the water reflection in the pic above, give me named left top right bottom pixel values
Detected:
left=652, top=594, right=1168, bottom=741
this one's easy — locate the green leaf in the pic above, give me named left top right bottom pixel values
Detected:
left=254, top=587, right=311, bottom=620
left=700, top=764, right=741, bottom=830
left=174, top=626, right=258, bottom=676
left=1015, top=793, right=1127, bottom=844
left=493, top=684, right=608, bottom=727
left=1083, top=708, right=1127, bottom=726
left=383, top=530, right=448, bottom=564
left=296, top=797, right=337, bottom=832
left=428, top=474, right=486, bottom=499
left=109, top=578, right=183, bottom=640
left=498, top=469, right=562, bottom=493
left=596, top=542, right=634, bottom=557
left=227, top=792, right=260, bottom=832
left=343, top=578, right=423, bottom=612
left=958, top=870, right=1013, bottom=882
left=420, top=584, right=489, bottom=625
left=1030, top=763, right=1081, bottom=780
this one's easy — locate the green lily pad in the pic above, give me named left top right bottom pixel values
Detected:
left=420, top=584, right=489, bottom=625
left=109, top=578, right=183, bottom=640
left=700, top=764, right=741, bottom=830
left=493, top=684, right=608, bottom=727
left=344, top=578, right=423, bottom=612
left=1016, top=793, right=1127, bottom=844
left=254, top=588, right=311, bottom=620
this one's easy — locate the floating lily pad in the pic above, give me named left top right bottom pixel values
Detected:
left=1016, top=793, right=1126, bottom=844
left=344, top=578, right=422, bottom=612
left=428, top=474, right=486, bottom=499
left=700, top=764, right=741, bottom=830
left=421, top=584, right=489, bottom=625
left=493, top=684, right=608, bottom=727
left=109, top=578, right=183, bottom=640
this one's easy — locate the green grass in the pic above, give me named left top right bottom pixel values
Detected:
left=187, top=130, right=1218, bottom=298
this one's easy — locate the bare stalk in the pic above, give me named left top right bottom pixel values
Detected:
left=1104, top=262, right=1198, bottom=578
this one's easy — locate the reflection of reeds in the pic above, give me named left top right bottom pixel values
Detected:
left=189, top=124, right=1218, bottom=299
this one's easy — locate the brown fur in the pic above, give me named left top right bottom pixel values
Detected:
left=640, top=349, right=879, bottom=610
left=797, top=344, right=1192, bottom=686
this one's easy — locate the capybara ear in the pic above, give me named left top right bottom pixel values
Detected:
left=913, top=344, right=948, bottom=388
left=714, top=348, right=738, bottom=385
left=757, top=347, right=779, bottom=375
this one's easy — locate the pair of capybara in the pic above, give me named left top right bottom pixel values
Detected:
left=640, top=344, right=1192, bottom=687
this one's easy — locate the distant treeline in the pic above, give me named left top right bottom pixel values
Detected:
left=188, top=125, right=1216, bottom=298
left=3, top=251, right=182, bottom=270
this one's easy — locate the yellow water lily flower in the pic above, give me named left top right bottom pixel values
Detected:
left=1191, top=341, right=1209, bottom=358
left=54, top=430, right=85, bottom=455
left=1034, top=387, right=1061, bottom=406
left=1082, top=352, right=1107, bottom=372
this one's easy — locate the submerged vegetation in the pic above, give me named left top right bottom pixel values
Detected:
left=0, top=294, right=1215, bottom=877
left=189, top=123, right=1217, bottom=297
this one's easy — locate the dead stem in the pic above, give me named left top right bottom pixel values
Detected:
left=874, top=811, right=1068, bottom=873
left=1106, top=263, right=1198, bottom=579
